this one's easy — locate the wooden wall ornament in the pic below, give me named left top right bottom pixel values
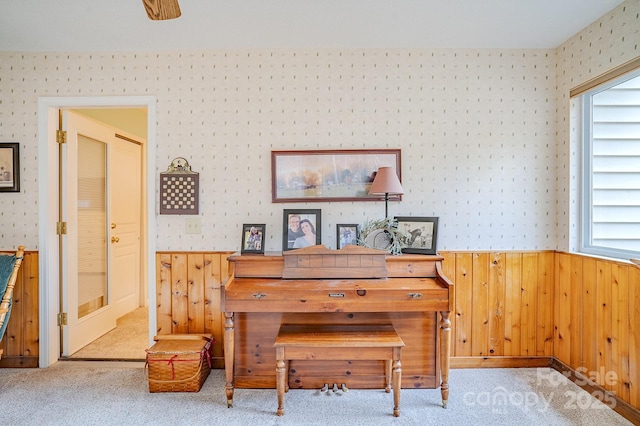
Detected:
left=160, top=157, right=199, bottom=215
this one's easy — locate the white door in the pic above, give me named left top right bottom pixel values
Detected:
left=109, top=136, right=142, bottom=319
left=61, top=111, right=142, bottom=356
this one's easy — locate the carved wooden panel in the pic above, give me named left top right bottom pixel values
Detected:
left=282, top=245, right=387, bottom=279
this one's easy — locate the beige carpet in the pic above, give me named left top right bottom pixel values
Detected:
left=69, top=306, right=149, bottom=360
left=0, top=366, right=633, bottom=425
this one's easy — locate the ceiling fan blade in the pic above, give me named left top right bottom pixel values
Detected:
left=142, top=0, right=181, bottom=21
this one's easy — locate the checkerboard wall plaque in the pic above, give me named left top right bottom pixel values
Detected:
left=160, top=157, right=199, bottom=215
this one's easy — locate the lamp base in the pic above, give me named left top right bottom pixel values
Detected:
left=384, top=193, right=389, bottom=218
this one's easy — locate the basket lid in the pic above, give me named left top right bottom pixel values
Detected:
left=147, top=339, right=208, bottom=355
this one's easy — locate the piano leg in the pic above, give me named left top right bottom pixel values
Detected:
left=276, top=347, right=286, bottom=416
left=439, top=310, right=451, bottom=408
left=224, top=312, right=235, bottom=408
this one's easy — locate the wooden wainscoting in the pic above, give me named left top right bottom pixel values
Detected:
left=0, top=250, right=39, bottom=368
left=155, top=251, right=234, bottom=369
left=439, top=251, right=555, bottom=366
left=438, top=250, right=640, bottom=419
left=554, top=252, right=640, bottom=413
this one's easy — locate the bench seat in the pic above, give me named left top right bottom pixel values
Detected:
left=273, top=324, right=404, bottom=417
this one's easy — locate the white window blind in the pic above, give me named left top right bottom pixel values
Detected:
left=581, top=71, right=640, bottom=259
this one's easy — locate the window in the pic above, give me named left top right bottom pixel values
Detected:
left=580, top=68, right=640, bottom=260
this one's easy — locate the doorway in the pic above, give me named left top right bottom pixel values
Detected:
left=62, top=110, right=144, bottom=359
left=38, top=96, right=157, bottom=367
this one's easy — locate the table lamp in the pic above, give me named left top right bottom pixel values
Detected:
left=368, top=166, right=404, bottom=218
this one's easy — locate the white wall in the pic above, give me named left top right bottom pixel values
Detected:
left=0, top=0, right=638, bottom=253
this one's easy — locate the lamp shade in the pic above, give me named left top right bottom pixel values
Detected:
left=369, top=167, right=404, bottom=195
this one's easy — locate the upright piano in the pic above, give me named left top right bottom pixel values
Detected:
left=221, top=245, right=454, bottom=407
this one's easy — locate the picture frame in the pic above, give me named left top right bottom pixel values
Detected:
left=0, top=143, right=20, bottom=193
left=394, top=216, right=439, bottom=255
left=241, top=224, right=266, bottom=254
left=336, top=224, right=360, bottom=249
left=282, top=209, right=321, bottom=251
left=271, top=149, right=401, bottom=202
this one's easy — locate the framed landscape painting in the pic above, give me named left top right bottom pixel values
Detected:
left=271, top=149, right=401, bottom=203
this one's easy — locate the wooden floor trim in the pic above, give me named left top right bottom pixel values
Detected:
left=451, top=356, right=553, bottom=369
left=0, top=356, right=39, bottom=368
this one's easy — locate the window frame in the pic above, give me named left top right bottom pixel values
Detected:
left=579, top=65, right=640, bottom=260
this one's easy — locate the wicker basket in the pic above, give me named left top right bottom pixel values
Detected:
left=145, top=334, right=213, bottom=393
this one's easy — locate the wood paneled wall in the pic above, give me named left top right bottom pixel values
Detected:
left=439, top=251, right=555, bottom=360
left=0, top=250, right=39, bottom=367
left=155, top=252, right=233, bottom=368
left=439, top=250, right=639, bottom=415
left=554, top=252, right=640, bottom=411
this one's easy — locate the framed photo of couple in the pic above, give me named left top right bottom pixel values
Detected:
left=282, top=209, right=321, bottom=251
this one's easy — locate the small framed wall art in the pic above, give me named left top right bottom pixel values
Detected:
left=395, top=216, right=439, bottom=255
left=241, top=224, right=266, bottom=254
left=282, top=209, right=321, bottom=251
left=0, top=142, right=20, bottom=193
left=159, top=157, right=199, bottom=215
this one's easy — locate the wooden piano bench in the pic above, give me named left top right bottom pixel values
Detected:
left=273, top=324, right=405, bottom=417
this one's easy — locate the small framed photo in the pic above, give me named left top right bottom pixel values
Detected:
left=336, top=224, right=360, bottom=249
left=282, top=209, right=321, bottom=251
left=0, top=142, right=20, bottom=193
left=395, top=216, right=439, bottom=255
left=241, top=224, right=266, bottom=254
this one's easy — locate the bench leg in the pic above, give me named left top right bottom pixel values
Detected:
left=384, top=359, right=391, bottom=393
left=392, top=348, right=402, bottom=417
left=440, top=311, right=451, bottom=409
left=276, top=348, right=286, bottom=416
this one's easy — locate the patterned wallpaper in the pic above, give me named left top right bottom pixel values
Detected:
left=555, top=0, right=640, bottom=252
left=0, top=0, right=638, bottom=253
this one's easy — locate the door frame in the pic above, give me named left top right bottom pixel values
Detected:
left=37, top=96, right=157, bottom=367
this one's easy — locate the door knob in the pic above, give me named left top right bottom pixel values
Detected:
left=111, top=223, right=117, bottom=229
left=111, top=236, right=120, bottom=243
